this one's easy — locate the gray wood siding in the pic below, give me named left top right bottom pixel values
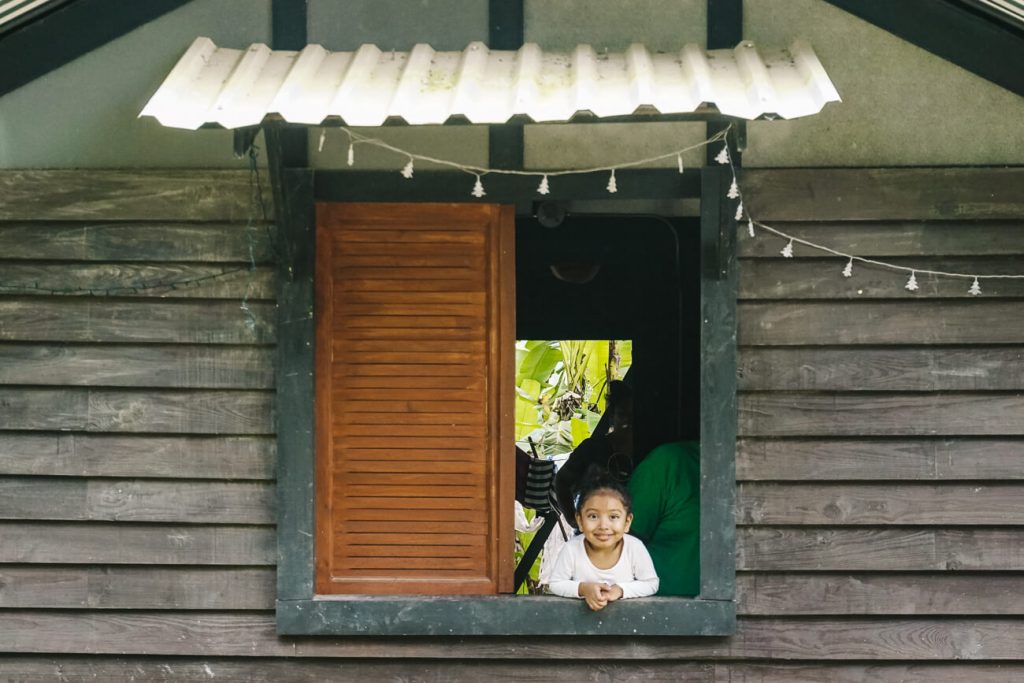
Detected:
left=1, top=168, right=1022, bottom=681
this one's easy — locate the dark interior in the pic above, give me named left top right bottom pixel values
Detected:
left=515, top=212, right=701, bottom=462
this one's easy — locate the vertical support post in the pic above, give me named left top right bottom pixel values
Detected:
left=698, top=166, right=737, bottom=601
left=488, top=0, right=524, bottom=170
left=272, top=0, right=308, bottom=167
left=271, top=129, right=317, bottom=606
left=706, top=0, right=744, bottom=166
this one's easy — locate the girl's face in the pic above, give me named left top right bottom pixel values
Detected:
left=575, top=491, right=633, bottom=551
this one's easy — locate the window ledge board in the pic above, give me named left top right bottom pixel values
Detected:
left=276, top=596, right=735, bottom=636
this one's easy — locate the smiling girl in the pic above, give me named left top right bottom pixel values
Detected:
left=546, top=473, right=659, bottom=610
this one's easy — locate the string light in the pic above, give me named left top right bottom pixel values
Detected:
left=305, top=124, right=1023, bottom=297
left=347, top=143, right=355, bottom=166
left=318, top=129, right=327, bottom=152
left=472, top=175, right=486, bottom=198
left=537, top=174, right=550, bottom=195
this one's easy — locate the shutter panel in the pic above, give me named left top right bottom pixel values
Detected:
left=314, top=203, right=515, bottom=595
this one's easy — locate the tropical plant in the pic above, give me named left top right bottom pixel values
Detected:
left=513, top=339, right=632, bottom=593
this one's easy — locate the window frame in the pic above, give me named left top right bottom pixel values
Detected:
left=275, top=166, right=737, bottom=636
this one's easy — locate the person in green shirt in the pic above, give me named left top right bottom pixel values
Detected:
left=627, top=440, right=700, bottom=596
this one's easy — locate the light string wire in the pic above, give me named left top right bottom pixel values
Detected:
left=335, top=125, right=730, bottom=177
left=714, top=139, right=1024, bottom=293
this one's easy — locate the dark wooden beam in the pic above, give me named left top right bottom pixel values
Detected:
left=488, top=0, right=524, bottom=170
left=313, top=168, right=703, bottom=203
left=822, top=0, right=1024, bottom=97
left=0, top=0, right=190, bottom=96
left=706, top=0, right=744, bottom=166
left=271, top=0, right=308, bottom=167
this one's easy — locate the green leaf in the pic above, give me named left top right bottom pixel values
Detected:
left=516, top=341, right=562, bottom=385
left=570, top=416, right=592, bottom=448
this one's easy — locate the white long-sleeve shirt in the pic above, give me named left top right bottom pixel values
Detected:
left=546, top=534, right=659, bottom=599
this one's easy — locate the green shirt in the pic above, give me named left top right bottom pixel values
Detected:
left=627, top=441, right=700, bottom=596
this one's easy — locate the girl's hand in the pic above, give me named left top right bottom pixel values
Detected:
left=578, top=582, right=609, bottom=611
left=603, top=584, right=624, bottom=602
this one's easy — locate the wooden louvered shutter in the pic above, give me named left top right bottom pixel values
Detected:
left=314, top=202, right=515, bottom=595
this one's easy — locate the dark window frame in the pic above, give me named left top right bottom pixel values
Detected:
left=274, top=165, right=737, bottom=636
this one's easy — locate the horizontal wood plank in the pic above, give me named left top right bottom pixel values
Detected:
left=0, top=298, right=275, bottom=343
left=739, top=392, right=1024, bottom=437
left=743, top=168, right=1024, bottom=221
left=0, top=478, right=274, bottom=523
left=739, top=301, right=1024, bottom=345
left=0, top=522, right=274, bottom=564
left=738, top=222, right=1024, bottom=258
left=0, top=171, right=263, bottom=221
left=0, top=434, right=274, bottom=479
left=737, top=438, right=1024, bottom=481
left=0, top=658, right=719, bottom=681
left=0, top=344, right=274, bottom=388
left=3, top=612, right=1024, bottom=659
left=712, top=663, right=1024, bottom=682
left=0, top=388, right=274, bottom=434
left=738, top=528, right=1024, bottom=571
left=737, top=573, right=1024, bottom=615
left=0, top=567, right=274, bottom=609
left=0, top=263, right=274, bottom=298
left=739, top=258, right=1024, bottom=299
left=739, top=347, right=1024, bottom=391
left=737, top=483, right=1024, bottom=525
left=0, top=223, right=275, bottom=262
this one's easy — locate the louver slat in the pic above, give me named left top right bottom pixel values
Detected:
left=315, top=203, right=515, bottom=595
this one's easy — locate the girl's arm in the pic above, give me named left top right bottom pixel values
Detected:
left=613, top=538, right=660, bottom=599
left=546, top=541, right=582, bottom=598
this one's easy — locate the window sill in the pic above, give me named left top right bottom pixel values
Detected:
left=277, top=595, right=735, bottom=636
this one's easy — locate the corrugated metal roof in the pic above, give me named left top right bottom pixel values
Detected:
left=141, top=37, right=840, bottom=129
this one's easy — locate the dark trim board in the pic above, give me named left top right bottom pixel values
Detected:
left=276, top=165, right=737, bottom=636
left=822, top=0, right=1024, bottom=97
left=314, top=169, right=703, bottom=203
left=278, top=596, right=734, bottom=636
left=0, top=0, right=190, bottom=97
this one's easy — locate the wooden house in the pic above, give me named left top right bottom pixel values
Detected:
left=1, top=0, right=1023, bottom=679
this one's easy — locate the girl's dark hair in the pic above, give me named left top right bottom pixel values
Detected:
left=574, top=469, right=632, bottom=514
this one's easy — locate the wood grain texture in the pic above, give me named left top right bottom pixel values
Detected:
left=0, top=298, right=275, bottom=343
left=742, top=168, right=1024, bottom=221
left=0, top=171, right=265, bottom=221
left=315, top=202, right=514, bottom=596
left=739, top=301, right=1024, bottom=345
left=738, top=347, right=1024, bottom=391
left=1, top=612, right=1024, bottom=659
left=737, top=573, right=1024, bottom=615
left=0, top=388, right=274, bottom=434
left=3, top=660, right=1021, bottom=683
left=0, top=522, right=274, bottom=564
left=0, top=434, right=274, bottom=479
left=739, top=257, right=1024, bottom=299
left=737, top=483, right=1024, bottom=525
left=0, top=223, right=275, bottom=262
left=0, top=344, right=274, bottom=388
left=0, top=263, right=274, bottom=299
left=711, top=663, right=1024, bottom=682
left=0, top=478, right=274, bottom=523
left=0, top=567, right=274, bottom=609
left=737, top=438, right=1024, bottom=481
left=738, top=528, right=1024, bottom=571
left=739, top=392, right=1024, bottom=437
left=0, top=658, right=719, bottom=682
left=738, top=222, right=1024, bottom=258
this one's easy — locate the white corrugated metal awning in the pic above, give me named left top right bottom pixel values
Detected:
left=141, top=37, right=840, bottom=130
